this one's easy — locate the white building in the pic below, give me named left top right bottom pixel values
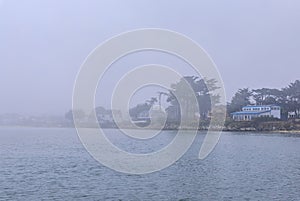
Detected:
left=231, top=105, right=281, bottom=121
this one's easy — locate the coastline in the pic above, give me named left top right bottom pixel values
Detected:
left=1, top=124, right=300, bottom=134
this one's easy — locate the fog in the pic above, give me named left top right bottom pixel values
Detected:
left=0, top=0, right=299, bottom=115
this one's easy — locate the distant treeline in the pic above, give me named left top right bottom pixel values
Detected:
left=64, top=78, right=300, bottom=128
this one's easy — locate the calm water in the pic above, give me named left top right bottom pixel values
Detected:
left=0, top=127, right=300, bottom=201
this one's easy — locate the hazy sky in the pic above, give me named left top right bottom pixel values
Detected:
left=0, top=0, right=299, bottom=115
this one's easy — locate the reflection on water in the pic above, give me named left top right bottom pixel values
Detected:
left=0, top=128, right=300, bottom=200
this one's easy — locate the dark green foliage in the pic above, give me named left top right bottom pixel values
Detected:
left=166, top=76, right=220, bottom=120
left=227, top=88, right=252, bottom=114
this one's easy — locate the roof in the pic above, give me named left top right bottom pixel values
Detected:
left=242, top=104, right=280, bottom=108
left=231, top=110, right=270, bottom=115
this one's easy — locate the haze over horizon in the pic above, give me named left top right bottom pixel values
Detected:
left=1, top=0, right=299, bottom=115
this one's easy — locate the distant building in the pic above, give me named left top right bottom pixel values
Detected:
left=288, top=111, right=298, bottom=119
left=231, top=105, right=281, bottom=121
left=96, top=109, right=122, bottom=125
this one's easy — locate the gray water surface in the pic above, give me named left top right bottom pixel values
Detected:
left=0, top=128, right=299, bottom=201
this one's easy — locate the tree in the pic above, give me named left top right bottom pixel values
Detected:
left=65, top=109, right=86, bottom=121
left=157, top=92, right=169, bottom=110
left=93, top=106, right=107, bottom=122
left=283, top=80, right=300, bottom=118
left=228, top=88, right=252, bottom=114
left=146, top=97, right=157, bottom=106
left=196, top=78, right=220, bottom=118
left=129, top=97, right=157, bottom=120
left=252, top=88, right=281, bottom=105
left=95, top=106, right=106, bottom=114
left=166, top=76, right=221, bottom=120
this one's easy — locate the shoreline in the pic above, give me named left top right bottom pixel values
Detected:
left=1, top=125, right=300, bottom=134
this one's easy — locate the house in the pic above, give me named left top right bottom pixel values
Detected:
left=96, top=109, right=122, bottom=124
left=231, top=105, right=281, bottom=121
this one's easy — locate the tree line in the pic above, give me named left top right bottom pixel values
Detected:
left=66, top=78, right=300, bottom=125
left=228, top=80, right=300, bottom=119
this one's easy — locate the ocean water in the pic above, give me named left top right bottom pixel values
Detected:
left=0, top=127, right=299, bottom=201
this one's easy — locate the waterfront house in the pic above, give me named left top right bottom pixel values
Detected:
left=231, top=105, right=281, bottom=121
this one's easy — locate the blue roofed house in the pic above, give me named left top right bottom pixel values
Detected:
left=231, top=105, right=281, bottom=121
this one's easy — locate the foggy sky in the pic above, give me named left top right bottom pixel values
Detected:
left=0, top=0, right=299, bottom=115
